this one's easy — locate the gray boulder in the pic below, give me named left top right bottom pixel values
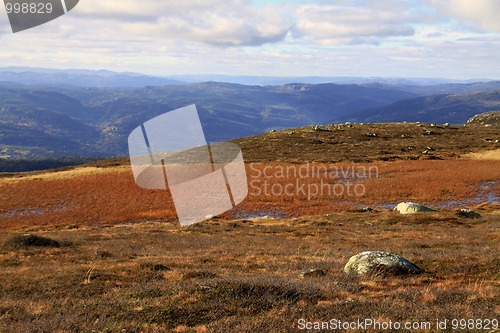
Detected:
left=344, top=251, right=422, bottom=276
left=393, top=202, right=436, bottom=214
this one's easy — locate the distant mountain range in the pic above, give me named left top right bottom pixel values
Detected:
left=0, top=68, right=499, bottom=159
left=0, top=67, right=496, bottom=87
left=0, top=67, right=183, bottom=88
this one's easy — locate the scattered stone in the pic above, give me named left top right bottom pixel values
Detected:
left=393, top=202, right=437, bottom=214
left=344, top=251, right=422, bottom=276
left=366, top=133, right=377, bottom=137
left=299, top=269, right=326, bottom=278
left=458, top=209, right=482, bottom=219
left=358, top=207, right=374, bottom=212
left=425, top=130, right=434, bottom=135
left=314, top=125, right=329, bottom=131
left=422, top=150, right=428, bottom=155
left=426, top=146, right=435, bottom=151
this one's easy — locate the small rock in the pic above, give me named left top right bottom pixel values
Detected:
left=299, top=269, right=326, bottom=278
left=344, top=251, right=422, bottom=276
left=458, top=209, right=481, bottom=219
left=366, top=133, right=377, bottom=137
left=422, top=150, right=428, bottom=155
left=393, top=202, right=436, bottom=214
left=444, top=123, right=450, bottom=127
left=269, top=129, right=277, bottom=133
left=205, top=214, right=215, bottom=220
left=359, top=207, right=374, bottom=212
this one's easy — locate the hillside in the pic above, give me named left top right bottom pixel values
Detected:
left=345, top=90, right=500, bottom=124
left=235, top=122, right=500, bottom=163
left=466, top=111, right=500, bottom=127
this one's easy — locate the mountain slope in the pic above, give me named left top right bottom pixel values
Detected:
left=345, top=90, right=500, bottom=124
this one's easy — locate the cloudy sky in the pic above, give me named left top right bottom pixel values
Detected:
left=1, top=0, right=499, bottom=79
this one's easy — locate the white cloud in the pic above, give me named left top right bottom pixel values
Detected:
left=430, top=0, right=500, bottom=32
left=70, top=0, right=292, bottom=47
left=293, top=4, right=416, bottom=45
left=0, top=0, right=499, bottom=79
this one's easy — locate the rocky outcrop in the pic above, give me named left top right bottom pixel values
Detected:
left=466, top=111, right=500, bottom=127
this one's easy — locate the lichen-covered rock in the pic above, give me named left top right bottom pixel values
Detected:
left=393, top=202, right=436, bottom=214
left=344, top=251, right=422, bottom=276
left=458, top=209, right=482, bottom=219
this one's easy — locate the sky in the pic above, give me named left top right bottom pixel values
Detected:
left=0, top=0, right=499, bottom=79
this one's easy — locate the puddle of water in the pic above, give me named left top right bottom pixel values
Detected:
left=234, top=210, right=287, bottom=220
left=374, top=181, right=499, bottom=210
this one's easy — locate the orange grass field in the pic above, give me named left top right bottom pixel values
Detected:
left=1, top=159, right=499, bottom=229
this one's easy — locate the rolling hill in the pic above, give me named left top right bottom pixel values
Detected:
left=344, top=90, right=500, bottom=124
